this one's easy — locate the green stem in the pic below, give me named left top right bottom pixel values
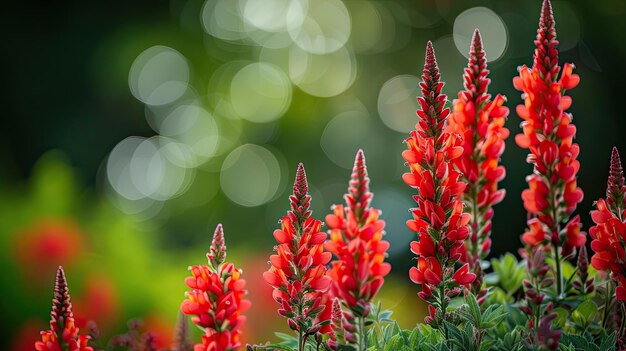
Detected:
left=298, top=328, right=304, bottom=351
left=357, top=315, right=366, bottom=351
left=439, top=284, right=450, bottom=345
left=602, top=281, right=614, bottom=331
left=554, top=246, right=562, bottom=297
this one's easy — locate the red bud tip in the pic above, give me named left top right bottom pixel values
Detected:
left=606, top=147, right=625, bottom=215
left=294, top=163, right=309, bottom=197
left=208, top=224, right=227, bottom=268
left=540, top=0, right=555, bottom=30
left=347, top=149, right=372, bottom=223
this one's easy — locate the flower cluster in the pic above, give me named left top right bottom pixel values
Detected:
left=590, top=148, right=626, bottom=301
left=402, top=41, right=475, bottom=325
left=324, top=149, right=391, bottom=347
left=447, top=28, right=509, bottom=299
left=263, top=163, right=332, bottom=347
left=514, top=0, right=585, bottom=295
left=181, top=224, right=251, bottom=351
left=35, top=266, right=93, bottom=351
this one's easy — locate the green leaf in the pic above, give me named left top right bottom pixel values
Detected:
left=466, top=293, right=482, bottom=327
left=599, top=332, right=617, bottom=351
left=572, top=300, right=598, bottom=325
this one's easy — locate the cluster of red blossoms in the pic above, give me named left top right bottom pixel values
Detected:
left=324, top=150, right=391, bottom=346
left=514, top=0, right=585, bottom=263
left=590, top=148, right=626, bottom=301
left=402, top=41, right=476, bottom=325
left=181, top=224, right=251, bottom=351
left=447, top=29, right=510, bottom=299
left=36, top=266, right=93, bottom=351
left=263, top=164, right=332, bottom=341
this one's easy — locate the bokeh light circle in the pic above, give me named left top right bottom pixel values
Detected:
left=287, top=0, right=351, bottom=54
left=453, top=7, right=508, bottom=61
left=201, top=0, right=246, bottom=41
left=230, top=62, right=292, bottom=123
left=128, top=46, right=190, bottom=106
left=106, top=136, right=194, bottom=202
left=220, top=144, right=282, bottom=207
left=107, top=137, right=147, bottom=201
left=320, top=110, right=373, bottom=169
left=377, top=75, right=420, bottom=133
left=345, top=0, right=384, bottom=53
left=242, top=0, right=305, bottom=33
left=159, top=104, right=220, bottom=166
left=289, top=46, right=356, bottom=97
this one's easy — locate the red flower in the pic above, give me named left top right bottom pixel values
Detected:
left=514, top=0, right=585, bottom=290
left=181, top=224, right=251, bottom=351
left=402, top=41, right=475, bottom=324
left=14, top=219, right=85, bottom=282
left=590, top=148, right=626, bottom=301
left=447, top=30, right=509, bottom=282
left=35, top=266, right=93, bottom=351
left=325, top=150, right=391, bottom=320
left=263, top=163, right=332, bottom=337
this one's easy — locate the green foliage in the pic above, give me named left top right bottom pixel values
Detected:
left=485, top=253, right=527, bottom=302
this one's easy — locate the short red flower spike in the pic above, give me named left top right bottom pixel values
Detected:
left=590, top=148, right=626, bottom=301
left=514, top=0, right=585, bottom=295
left=447, top=28, right=509, bottom=301
left=181, top=224, right=251, bottom=351
left=402, top=41, right=475, bottom=325
left=35, top=266, right=93, bottom=351
left=263, top=163, right=332, bottom=347
left=325, top=150, right=391, bottom=347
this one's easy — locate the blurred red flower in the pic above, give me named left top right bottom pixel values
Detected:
left=13, top=219, right=85, bottom=281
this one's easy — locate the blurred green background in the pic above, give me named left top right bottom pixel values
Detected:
left=1, top=0, right=625, bottom=349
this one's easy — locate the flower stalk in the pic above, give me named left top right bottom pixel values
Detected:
left=448, top=28, right=509, bottom=302
left=36, top=266, right=93, bottom=351
left=264, top=163, right=332, bottom=351
left=181, top=224, right=251, bottom=351
left=402, top=41, right=475, bottom=329
left=514, top=0, right=585, bottom=298
left=325, top=149, right=391, bottom=350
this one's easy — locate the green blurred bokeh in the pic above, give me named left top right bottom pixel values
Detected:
left=1, top=0, right=625, bottom=349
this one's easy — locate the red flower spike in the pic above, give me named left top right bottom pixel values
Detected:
left=590, top=148, right=626, bottom=301
left=514, top=0, right=585, bottom=296
left=447, top=28, right=509, bottom=301
left=324, top=150, right=390, bottom=346
left=265, top=164, right=330, bottom=341
left=35, top=266, right=93, bottom=351
left=181, top=225, right=250, bottom=351
left=402, top=41, right=474, bottom=325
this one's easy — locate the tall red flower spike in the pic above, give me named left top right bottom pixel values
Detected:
left=514, top=0, right=585, bottom=295
left=181, top=224, right=251, bottom=351
left=590, top=148, right=626, bottom=301
left=35, top=266, right=93, bottom=351
left=402, top=41, right=475, bottom=326
left=263, top=163, right=332, bottom=351
left=447, top=29, right=510, bottom=302
left=325, top=149, right=391, bottom=348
